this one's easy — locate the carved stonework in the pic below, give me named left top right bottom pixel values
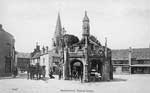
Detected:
left=58, top=12, right=113, bottom=82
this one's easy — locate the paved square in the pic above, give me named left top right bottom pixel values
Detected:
left=0, top=74, right=150, bottom=93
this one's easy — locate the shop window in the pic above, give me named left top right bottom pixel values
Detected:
left=138, top=60, right=144, bottom=64
left=113, top=60, right=128, bottom=64
left=144, top=61, right=150, bottom=64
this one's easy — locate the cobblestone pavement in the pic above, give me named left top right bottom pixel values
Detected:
left=0, top=73, right=150, bottom=93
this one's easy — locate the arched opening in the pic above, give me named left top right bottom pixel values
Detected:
left=90, top=59, right=102, bottom=81
left=70, top=59, right=83, bottom=80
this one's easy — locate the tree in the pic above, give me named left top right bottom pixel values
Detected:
left=89, top=35, right=101, bottom=46
left=63, top=34, right=79, bottom=47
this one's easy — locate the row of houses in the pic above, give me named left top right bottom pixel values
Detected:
left=29, top=44, right=61, bottom=77
left=112, top=47, right=150, bottom=74
left=16, top=47, right=150, bottom=76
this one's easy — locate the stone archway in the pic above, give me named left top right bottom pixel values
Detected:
left=70, top=59, right=83, bottom=80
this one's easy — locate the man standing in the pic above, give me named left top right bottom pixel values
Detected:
left=27, top=64, right=30, bottom=79
left=12, top=67, right=18, bottom=78
left=58, top=68, right=62, bottom=80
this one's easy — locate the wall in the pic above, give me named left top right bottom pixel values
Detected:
left=0, top=26, right=15, bottom=76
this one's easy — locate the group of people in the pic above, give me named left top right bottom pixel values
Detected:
left=27, top=63, right=46, bottom=80
left=71, top=70, right=83, bottom=81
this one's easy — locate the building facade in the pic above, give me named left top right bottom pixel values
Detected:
left=30, top=44, right=60, bottom=77
left=30, top=44, right=41, bottom=65
left=40, top=46, right=50, bottom=77
left=0, top=24, right=15, bottom=76
left=16, top=52, right=30, bottom=72
left=112, top=47, right=150, bottom=74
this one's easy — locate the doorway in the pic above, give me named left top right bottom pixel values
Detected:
left=5, top=57, right=11, bottom=73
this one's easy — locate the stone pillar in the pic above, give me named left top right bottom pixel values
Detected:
left=63, top=47, right=69, bottom=80
left=83, top=36, right=89, bottom=82
left=62, top=63, right=65, bottom=79
left=102, top=38, right=110, bottom=81
left=83, top=64, right=88, bottom=82
left=110, top=57, right=113, bottom=80
left=102, top=60, right=110, bottom=81
left=128, top=47, right=132, bottom=74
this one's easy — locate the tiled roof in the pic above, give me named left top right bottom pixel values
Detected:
left=112, top=49, right=129, bottom=60
left=132, top=48, right=150, bottom=60
left=17, top=52, right=31, bottom=58
left=112, top=48, right=150, bottom=60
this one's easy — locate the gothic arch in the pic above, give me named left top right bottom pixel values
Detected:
left=90, top=59, right=103, bottom=75
left=70, top=59, right=83, bottom=80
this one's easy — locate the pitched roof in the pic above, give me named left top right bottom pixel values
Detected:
left=112, top=48, right=150, bottom=60
left=17, top=52, right=31, bottom=58
left=32, top=52, right=40, bottom=59
left=112, top=49, right=129, bottom=60
left=132, top=48, right=150, bottom=60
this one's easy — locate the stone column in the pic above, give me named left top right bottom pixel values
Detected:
left=110, top=57, right=113, bottom=80
left=83, top=64, right=88, bottom=82
left=102, top=60, right=110, bottom=81
left=63, top=47, right=69, bottom=80
left=83, top=36, right=89, bottom=82
left=128, top=47, right=132, bottom=74
left=62, top=63, right=65, bottom=79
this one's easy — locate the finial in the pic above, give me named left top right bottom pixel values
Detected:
left=129, top=47, right=132, bottom=52
left=83, top=11, right=89, bottom=22
left=85, top=10, right=87, bottom=16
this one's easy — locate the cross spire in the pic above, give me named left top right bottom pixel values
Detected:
left=83, top=11, right=89, bottom=22
left=55, top=12, right=62, bottom=37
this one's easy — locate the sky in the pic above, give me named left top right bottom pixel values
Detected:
left=0, top=0, right=150, bottom=53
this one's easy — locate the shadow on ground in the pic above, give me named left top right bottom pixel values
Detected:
left=78, top=77, right=127, bottom=84
left=110, top=78, right=127, bottom=82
